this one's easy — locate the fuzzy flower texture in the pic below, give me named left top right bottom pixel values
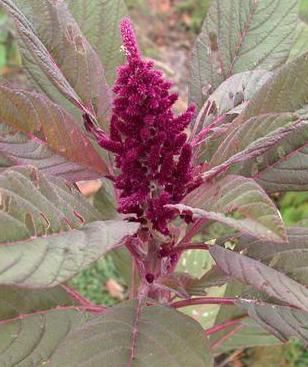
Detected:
left=86, top=18, right=196, bottom=235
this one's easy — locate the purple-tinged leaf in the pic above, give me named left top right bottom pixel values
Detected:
left=68, top=0, right=127, bottom=85
left=192, top=71, right=274, bottom=164
left=0, top=166, right=139, bottom=288
left=0, top=308, right=91, bottom=366
left=0, top=286, right=76, bottom=320
left=188, top=266, right=230, bottom=296
left=235, top=227, right=308, bottom=286
left=156, top=272, right=195, bottom=299
left=231, top=53, right=308, bottom=191
left=209, top=282, right=279, bottom=352
left=48, top=299, right=213, bottom=367
left=0, top=0, right=112, bottom=124
left=203, top=116, right=307, bottom=181
left=0, top=123, right=103, bottom=181
left=240, top=52, right=308, bottom=119
left=210, top=113, right=299, bottom=168
left=190, top=0, right=299, bottom=110
left=191, top=70, right=272, bottom=138
left=207, top=70, right=272, bottom=117
left=231, top=119, right=308, bottom=192
left=210, top=245, right=308, bottom=311
left=239, top=301, right=308, bottom=346
left=175, top=175, right=287, bottom=242
left=0, top=85, right=109, bottom=178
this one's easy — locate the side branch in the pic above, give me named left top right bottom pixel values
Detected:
left=170, top=297, right=237, bottom=309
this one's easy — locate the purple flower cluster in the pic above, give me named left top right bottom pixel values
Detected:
left=86, top=18, right=196, bottom=234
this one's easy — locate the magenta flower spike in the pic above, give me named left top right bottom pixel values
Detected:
left=86, top=17, right=196, bottom=234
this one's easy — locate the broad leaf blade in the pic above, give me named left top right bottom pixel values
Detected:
left=190, top=0, right=299, bottom=109
left=240, top=52, right=308, bottom=119
left=233, top=53, right=308, bottom=191
left=0, top=85, right=109, bottom=179
left=68, top=0, right=127, bottom=85
left=48, top=300, right=213, bottom=367
left=236, top=227, right=308, bottom=286
left=0, top=286, right=75, bottom=320
left=210, top=245, right=308, bottom=311
left=0, top=166, right=139, bottom=288
left=239, top=301, right=308, bottom=346
left=0, top=123, right=103, bottom=181
left=209, top=113, right=299, bottom=169
left=288, top=21, right=308, bottom=61
left=177, top=175, right=286, bottom=242
left=209, top=282, right=279, bottom=352
left=1, top=0, right=112, bottom=122
left=0, top=309, right=90, bottom=366
left=205, top=114, right=307, bottom=181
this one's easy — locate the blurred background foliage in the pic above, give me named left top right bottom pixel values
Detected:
left=0, top=0, right=307, bottom=366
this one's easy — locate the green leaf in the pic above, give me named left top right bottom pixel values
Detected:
left=0, top=309, right=90, bottom=366
left=239, top=301, right=308, bottom=346
left=67, top=0, right=127, bottom=85
left=48, top=299, right=214, bottom=367
left=0, top=0, right=112, bottom=123
left=175, top=175, right=286, bottom=242
left=0, top=123, right=104, bottom=182
left=0, top=166, right=139, bottom=288
left=240, top=52, right=308, bottom=119
left=0, top=85, right=109, bottom=179
left=190, top=0, right=299, bottom=110
left=210, top=245, right=308, bottom=311
left=288, top=21, right=308, bottom=61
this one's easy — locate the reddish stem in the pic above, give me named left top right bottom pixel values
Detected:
left=162, top=243, right=210, bottom=257
left=205, top=317, right=245, bottom=336
left=170, top=297, right=237, bottom=309
left=62, top=284, right=101, bottom=308
left=178, top=218, right=207, bottom=246
left=192, top=113, right=227, bottom=147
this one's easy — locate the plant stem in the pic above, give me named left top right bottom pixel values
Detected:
left=161, top=243, right=210, bottom=257
left=170, top=297, right=237, bottom=309
left=205, top=317, right=245, bottom=336
left=178, top=218, right=207, bottom=246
